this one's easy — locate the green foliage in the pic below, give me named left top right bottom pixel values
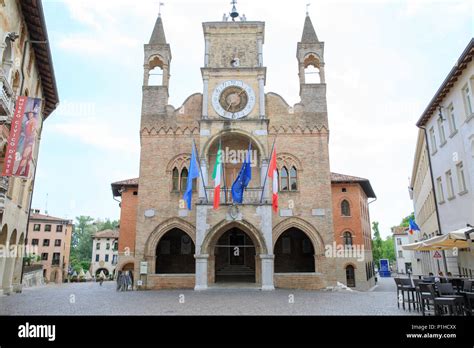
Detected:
left=371, top=221, right=396, bottom=267
left=399, top=212, right=415, bottom=228
left=23, top=253, right=40, bottom=266
left=69, top=216, right=119, bottom=275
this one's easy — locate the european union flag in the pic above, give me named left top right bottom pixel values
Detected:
left=408, top=218, right=420, bottom=235
left=183, top=144, right=200, bottom=210
left=231, top=143, right=252, bottom=204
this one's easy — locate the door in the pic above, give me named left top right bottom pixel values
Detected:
left=346, top=265, right=356, bottom=287
left=229, top=232, right=245, bottom=265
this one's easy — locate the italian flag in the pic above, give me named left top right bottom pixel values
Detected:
left=268, top=145, right=278, bottom=213
left=212, top=143, right=223, bottom=210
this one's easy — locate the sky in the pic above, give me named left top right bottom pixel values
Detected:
left=34, top=0, right=473, bottom=238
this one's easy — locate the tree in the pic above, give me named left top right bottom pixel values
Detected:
left=95, top=219, right=119, bottom=232
left=371, top=221, right=383, bottom=266
left=381, top=236, right=396, bottom=262
left=399, top=212, right=415, bottom=228
left=70, top=216, right=95, bottom=272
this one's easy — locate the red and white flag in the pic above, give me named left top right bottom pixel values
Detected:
left=268, top=145, right=278, bottom=213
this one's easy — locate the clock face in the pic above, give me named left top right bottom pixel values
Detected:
left=211, top=80, right=256, bottom=119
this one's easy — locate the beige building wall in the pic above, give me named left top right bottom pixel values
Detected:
left=0, top=0, right=58, bottom=294
left=410, top=130, right=442, bottom=275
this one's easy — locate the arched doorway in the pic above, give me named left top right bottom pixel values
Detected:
left=155, top=228, right=195, bottom=274
left=346, top=265, right=356, bottom=287
left=214, top=228, right=256, bottom=283
left=95, top=268, right=109, bottom=277
left=2, top=229, right=17, bottom=291
left=274, top=228, right=315, bottom=272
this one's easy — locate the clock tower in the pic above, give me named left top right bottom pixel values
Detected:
left=201, top=20, right=266, bottom=120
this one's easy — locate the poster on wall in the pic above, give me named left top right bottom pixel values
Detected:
left=2, top=96, right=42, bottom=178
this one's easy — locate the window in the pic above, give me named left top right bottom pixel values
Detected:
left=446, top=170, right=455, bottom=199
left=54, top=239, right=61, bottom=247
left=148, top=56, right=164, bottom=86
left=180, top=168, right=188, bottom=193
left=447, top=104, right=457, bottom=135
left=343, top=232, right=353, bottom=246
left=398, top=250, right=403, bottom=258
left=397, top=238, right=402, bottom=245
left=436, top=177, right=445, bottom=203
left=41, top=253, right=48, bottom=261
left=112, top=255, right=118, bottom=265
left=96, top=242, right=100, bottom=250
left=95, top=254, right=99, bottom=262
left=456, top=162, right=467, bottom=193
left=105, top=254, right=109, bottom=262
left=56, top=225, right=63, bottom=232
left=43, top=239, right=50, bottom=247
left=172, top=167, right=179, bottom=191
left=44, top=225, right=51, bottom=232
left=280, top=167, right=289, bottom=191
left=429, top=127, right=437, bottom=153
left=33, top=224, right=40, bottom=231
left=342, top=188, right=347, bottom=192
left=462, top=84, right=473, bottom=116
left=52, top=253, right=60, bottom=266
left=113, top=241, right=118, bottom=251
left=31, top=239, right=39, bottom=246
left=341, top=200, right=351, bottom=216
left=106, top=243, right=110, bottom=250
left=289, top=167, right=297, bottom=190
left=437, top=117, right=446, bottom=145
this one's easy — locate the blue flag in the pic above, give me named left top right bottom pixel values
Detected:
left=183, top=144, right=200, bottom=210
left=408, top=218, right=420, bottom=235
left=231, top=144, right=252, bottom=204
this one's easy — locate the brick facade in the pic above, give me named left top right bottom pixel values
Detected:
left=112, top=13, right=376, bottom=291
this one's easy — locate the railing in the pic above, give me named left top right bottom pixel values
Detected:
left=204, top=187, right=267, bottom=205
left=0, top=69, right=14, bottom=122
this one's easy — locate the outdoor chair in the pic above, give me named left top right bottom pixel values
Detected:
left=436, top=283, right=464, bottom=316
left=418, top=283, right=436, bottom=316
left=399, top=278, right=417, bottom=311
left=462, top=280, right=473, bottom=293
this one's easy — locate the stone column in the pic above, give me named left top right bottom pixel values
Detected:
left=202, top=77, right=209, bottom=119
left=260, top=254, right=275, bottom=290
left=194, top=254, right=209, bottom=290
left=204, top=36, right=210, bottom=67
left=258, top=76, right=265, bottom=119
left=1, top=254, right=15, bottom=295
left=299, top=63, right=305, bottom=85
left=143, top=65, right=150, bottom=86
left=257, top=37, right=263, bottom=67
left=319, top=63, right=326, bottom=83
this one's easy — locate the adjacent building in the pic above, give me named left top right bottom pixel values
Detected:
left=90, top=229, right=119, bottom=278
left=409, top=129, right=441, bottom=275
left=412, top=38, right=474, bottom=276
left=392, top=226, right=416, bottom=275
left=0, top=0, right=59, bottom=294
left=25, top=210, right=73, bottom=283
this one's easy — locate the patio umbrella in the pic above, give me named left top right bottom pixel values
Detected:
left=402, top=227, right=474, bottom=251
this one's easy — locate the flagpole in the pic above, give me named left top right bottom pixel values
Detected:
left=220, top=136, right=228, bottom=204
left=260, top=137, right=276, bottom=203
left=193, top=138, right=209, bottom=203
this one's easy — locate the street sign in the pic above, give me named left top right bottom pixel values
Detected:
left=433, top=250, right=443, bottom=259
left=140, top=261, right=148, bottom=275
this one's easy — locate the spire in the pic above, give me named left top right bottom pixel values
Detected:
left=149, top=15, right=167, bottom=45
left=301, top=15, right=319, bottom=44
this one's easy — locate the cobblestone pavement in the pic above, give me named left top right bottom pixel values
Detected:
left=0, top=277, right=416, bottom=316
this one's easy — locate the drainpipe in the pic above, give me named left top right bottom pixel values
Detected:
left=418, top=126, right=448, bottom=274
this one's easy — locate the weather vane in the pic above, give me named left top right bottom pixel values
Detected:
left=158, top=2, right=164, bottom=17
left=306, top=2, right=311, bottom=16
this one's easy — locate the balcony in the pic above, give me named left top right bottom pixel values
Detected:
left=0, top=176, right=9, bottom=212
left=204, top=187, right=267, bottom=205
left=0, top=69, right=14, bottom=123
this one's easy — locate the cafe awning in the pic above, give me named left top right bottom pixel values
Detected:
left=402, top=227, right=474, bottom=251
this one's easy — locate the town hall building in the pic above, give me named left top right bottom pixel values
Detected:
left=112, top=6, right=377, bottom=291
